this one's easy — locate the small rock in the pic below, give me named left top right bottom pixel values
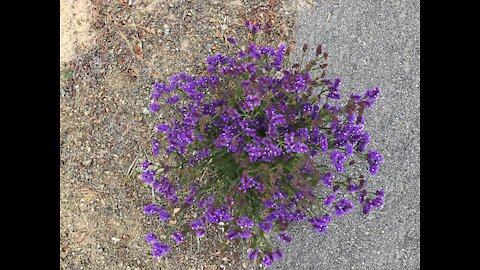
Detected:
left=111, top=237, right=121, bottom=243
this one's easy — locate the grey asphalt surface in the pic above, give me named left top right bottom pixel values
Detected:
left=272, top=1, right=420, bottom=269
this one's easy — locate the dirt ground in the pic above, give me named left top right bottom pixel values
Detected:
left=59, top=0, right=304, bottom=269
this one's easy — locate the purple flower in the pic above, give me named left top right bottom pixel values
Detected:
left=238, top=50, right=246, bottom=58
left=244, top=94, right=262, bottom=111
left=324, top=193, right=336, bottom=206
left=166, top=95, right=180, bottom=104
left=141, top=159, right=152, bottom=170
left=259, top=221, right=273, bottom=232
left=158, top=209, right=171, bottom=220
left=197, top=198, right=207, bottom=209
left=195, top=148, right=211, bottom=161
left=151, top=241, right=170, bottom=257
left=141, top=170, right=156, bottom=184
left=278, top=232, right=292, bottom=243
left=190, top=219, right=204, bottom=230
left=143, top=204, right=162, bottom=215
left=364, top=86, right=381, bottom=107
left=157, top=123, right=170, bottom=132
left=255, top=182, right=265, bottom=192
left=149, top=103, right=161, bottom=112
left=330, top=150, right=346, bottom=172
left=236, top=216, right=254, bottom=229
left=227, top=36, right=237, bottom=45
left=195, top=229, right=206, bottom=237
left=335, top=198, right=354, bottom=216
left=367, top=150, right=383, bottom=175
left=239, top=173, right=257, bottom=192
left=238, top=228, right=252, bottom=239
left=309, top=214, right=332, bottom=234
left=184, top=191, right=198, bottom=206
left=362, top=188, right=385, bottom=214
left=355, top=133, right=370, bottom=152
left=271, top=248, right=283, bottom=261
left=262, top=200, right=275, bottom=209
left=284, top=132, right=308, bottom=153
left=245, top=20, right=261, bottom=34
left=145, top=233, right=158, bottom=244
left=262, top=254, right=273, bottom=267
left=226, top=229, right=239, bottom=240
left=376, top=189, right=385, bottom=199
left=321, top=171, right=334, bottom=188
left=358, top=190, right=367, bottom=203
left=152, top=138, right=160, bottom=156
left=247, top=248, right=260, bottom=260
left=171, top=231, right=184, bottom=244
left=248, top=44, right=262, bottom=60
left=356, top=115, right=365, bottom=125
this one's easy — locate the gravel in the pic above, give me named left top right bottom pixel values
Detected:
left=271, top=1, right=420, bottom=269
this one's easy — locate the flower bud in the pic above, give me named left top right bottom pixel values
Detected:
left=316, top=44, right=322, bottom=55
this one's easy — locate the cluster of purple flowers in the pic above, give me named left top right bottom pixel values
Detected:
left=140, top=20, right=385, bottom=267
left=143, top=204, right=171, bottom=220
left=145, top=233, right=170, bottom=258
left=367, top=150, right=383, bottom=175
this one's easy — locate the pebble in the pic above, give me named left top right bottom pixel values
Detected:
left=111, top=237, right=121, bottom=243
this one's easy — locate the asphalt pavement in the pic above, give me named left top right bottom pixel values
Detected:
left=271, top=1, right=420, bottom=269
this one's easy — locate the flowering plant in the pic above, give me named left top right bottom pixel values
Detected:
left=140, top=21, right=384, bottom=267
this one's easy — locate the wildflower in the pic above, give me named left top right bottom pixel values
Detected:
left=141, top=170, right=156, bottom=184
left=227, top=36, right=237, bottom=45
left=330, top=150, right=346, bottom=172
left=367, top=150, right=383, bottom=175
left=149, top=103, right=161, bottom=112
left=376, top=189, right=385, bottom=199
left=272, top=248, right=284, bottom=261
left=166, top=95, right=180, bottom=104
left=141, top=159, right=152, bottom=170
left=239, top=173, right=257, bottom=192
left=151, top=241, right=170, bottom=257
left=143, top=204, right=162, bottom=215
left=237, top=216, right=254, bottom=229
left=321, top=171, right=334, bottom=188
left=151, top=138, right=160, bottom=156
left=247, top=248, right=260, bottom=260
left=262, top=254, right=274, bottom=267
left=238, top=228, right=252, bottom=239
left=324, top=193, right=336, bottom=206
left=145, top=233, right=158, bottom=244
left=226, top=229, right=239, bottom=240
left=278, top=232, right=292, bottom=243
left=158, top=209, right=171, bottom=221
left=335, top=198, right=354, bottom=216
left=309, top=214, right=332, bottom=233
left=316, top=44, right=322, bottom=55
left=355, top=133, right=370, bottom=152
left=259, top=221, right=273, bottom=232
left=364, top=86, right=381, bottom=107
left=171, top=231, right=184, bottom=244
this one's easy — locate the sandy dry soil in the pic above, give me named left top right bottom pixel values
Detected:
left=59, top=0, right=302, bottom=269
